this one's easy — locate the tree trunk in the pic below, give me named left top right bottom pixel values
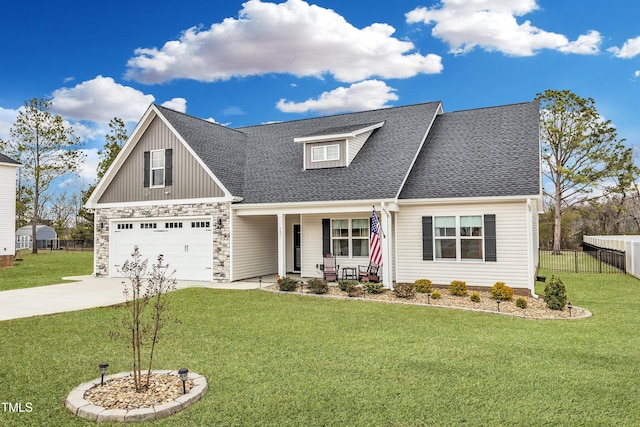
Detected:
left=553, top=174, right=562, bottom=255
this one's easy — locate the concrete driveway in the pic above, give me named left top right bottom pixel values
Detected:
left=0, top=275, right=265, bottom=321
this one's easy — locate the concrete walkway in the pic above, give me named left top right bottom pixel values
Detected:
left=0, top=275, right=266, bottom=321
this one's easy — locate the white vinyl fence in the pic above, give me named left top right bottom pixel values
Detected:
left=583, top=235, right=640, bottom=279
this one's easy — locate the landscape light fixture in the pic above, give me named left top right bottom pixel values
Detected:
left=496, top=298, right=502, bottom=312
left=426, top=289, right=432, bottom=304
left=567, top=301, right=573, bottom=318
left=99, top=363, right=109, bottom=386
left=217, top=218, right=223, bottom=229
left=178, top=368, right=189, bottom=394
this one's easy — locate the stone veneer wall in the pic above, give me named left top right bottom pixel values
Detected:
left=94, top=202, right=231, bottom=282
left=0, top=255, right=14, bottom=269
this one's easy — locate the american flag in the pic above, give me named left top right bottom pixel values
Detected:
left=370, top=208, right=382, bottom=265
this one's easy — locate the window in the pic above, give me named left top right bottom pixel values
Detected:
left=165, top=222, right=183, bottom=229
left=331, top=219, right=369, bottom=257
left=312, top=144, right=339, bottom=162
left=117, top=223, right=133, bottom=230
left=434, top=215, right=483, bottom=261
left=151, top=150, right=165, bottom=187
left=191, top=221, right=210, bottom=228
left=140, top=223, right=157, bottom=229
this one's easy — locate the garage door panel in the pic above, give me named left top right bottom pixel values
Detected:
left=110, top=219, right=212, bottom=281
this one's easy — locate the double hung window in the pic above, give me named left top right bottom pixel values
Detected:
left=151, top=150, right=165, bottom=187
left=312, top=145, right=339, bottom=162
left=434, top=215, right=483, bottom=261
left=331, top=219, right=369, bottom=257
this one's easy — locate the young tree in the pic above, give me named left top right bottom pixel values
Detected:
left=0, top=98, right=84, bottom=253
left=536, top=90, right=629, bottom=254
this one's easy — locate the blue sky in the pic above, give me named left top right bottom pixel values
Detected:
left=1, top=0, right=639, bottom=189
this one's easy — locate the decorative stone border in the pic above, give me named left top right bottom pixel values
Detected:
left=65, top=370, right=207, bottom=422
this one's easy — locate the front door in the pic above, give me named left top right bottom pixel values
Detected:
left=293, top=224, right=301, bottom=272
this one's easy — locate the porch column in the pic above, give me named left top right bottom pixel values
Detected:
left=380, top=207, right=392, bottom=289
left=277, top=213, right=286, bottom=279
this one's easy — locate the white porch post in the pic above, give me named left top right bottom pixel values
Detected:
left=277, top=213, right=286, bottom=278
left=380, top=206, right=392, bottom=289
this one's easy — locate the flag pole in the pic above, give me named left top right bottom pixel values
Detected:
left=373, top=205, right=386, bottom=238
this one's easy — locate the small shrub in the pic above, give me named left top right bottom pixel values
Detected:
left=516, top=297, right=528, bottom=309
left=364, top=281, right=385, bottom=294
left=544, top=276, right=568, bottom=310
left=338, top=280, right=357, bottom=292
left=346, top=282, right=363, bottom=297
left=278, top=277, right=298, bottom=292
left=491, top=281, right=514, bottom=301
left=393, top=283, right=416, bottom=299
left=414, top=279, right=433, bottom=293
left=470, top=291, right=480, bottom=303
left=307, top=278, right=328, bottom=294
left=431, top=290, right=442, bottom=299
left=449, top=280, right=468, bottom=296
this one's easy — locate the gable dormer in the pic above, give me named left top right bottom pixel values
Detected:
left=294, top=122, right=384, bottom=170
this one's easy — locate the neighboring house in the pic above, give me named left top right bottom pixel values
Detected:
left=0, top=153, right=20, bottom=268
left=16, top=225, right=59, bottom=250
left=86, top=101, right=542, bottom=293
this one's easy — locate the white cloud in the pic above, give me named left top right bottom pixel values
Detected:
left=161, top=97, right=187, bottom=113
left=51, top=75, right=155, bottom=123
left=77, top=148, right=100, bottom=183
left=0, top=106, right=18, bottom=140
left=406, top=0, right=601, bottom=56
left=276, top=80, right=398, bottom=114
left=635, top=71, right=640, bottom=78
left=608, top=36, right=640, bottom=58
left=125, top=0, right=442, bottom=84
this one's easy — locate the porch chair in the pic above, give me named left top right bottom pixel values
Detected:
left=358, top=262, right=380, bottom=282
left=323, top=253, right=339, bottom=282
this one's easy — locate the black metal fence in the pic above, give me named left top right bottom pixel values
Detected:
left=57, top=240, right=94, bottom=252
left=539, top=248, right=626, bottom=274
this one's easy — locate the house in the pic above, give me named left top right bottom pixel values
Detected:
left=0, top=153, right=20, bottom=268
left=86, top=101, right=542, bottom=293
left=15, top=225, right=59, bottom=250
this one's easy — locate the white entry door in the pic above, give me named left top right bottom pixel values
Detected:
left=109, top=218, right=213, bottom=281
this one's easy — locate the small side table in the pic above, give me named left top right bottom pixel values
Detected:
left=342, top=267, right=357, bottom=280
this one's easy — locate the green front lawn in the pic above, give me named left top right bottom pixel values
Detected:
left=1, top=269, right=639, bottom=426
left=0, top=250, right=93, bottom=291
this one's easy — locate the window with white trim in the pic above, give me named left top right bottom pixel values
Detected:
left=331, top=219, right=369, bottom=257
left=151, top=150, right=165, bottom=187
left=434, top=215, right=483, bottom=261
left=312, top=144, right=339, bottom=162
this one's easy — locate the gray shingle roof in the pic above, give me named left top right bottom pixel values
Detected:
left=156, top=101, right=539, bottom=204
left=0, top=153, right=20, bottom=165
left=399, top=102, right=540, bottom=199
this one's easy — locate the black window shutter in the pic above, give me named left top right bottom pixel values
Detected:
left=165, top=149, right=173, bottom=186
left=143, top=151, right=150, bottom=188
left=322, top=219, right=331, bottom=256
left=484, top=214, right=497, bottom=262
left=422, top=216, right=433, bottom=261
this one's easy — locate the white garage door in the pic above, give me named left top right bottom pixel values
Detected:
left=110, top=218, right=213, bottom=281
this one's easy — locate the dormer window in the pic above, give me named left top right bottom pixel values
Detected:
left=312, top=144, right=339, bottom=162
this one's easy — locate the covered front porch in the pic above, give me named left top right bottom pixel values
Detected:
left=230, top=201, right=395, bottom=287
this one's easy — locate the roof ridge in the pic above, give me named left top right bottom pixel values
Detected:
left=154, top=104, right=247, bottom=136
left=444, top=100, right=537, bottom=115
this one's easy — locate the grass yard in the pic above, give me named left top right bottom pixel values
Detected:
left=0, top=250, right=93, bottom=291
left=1, top=269, right=639, bottom=426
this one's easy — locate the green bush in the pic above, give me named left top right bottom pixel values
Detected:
left=431, top=290, right=442, bottom=300
left=346, top=282, right=363, bottom=297
left=364, top=281, right=385, bottom=294
left=307, top=278, right=328, bottom=294
left=393, top=283, right=416, bottom=299
left=414, top=279, right=433, bottom=293
left=544, top=276, right=568, bottom=310
left=278, top=277, right=298, bottom=292
left=449, top=280, right=468, bottom=296
left=470, top=291, right=480, bottom=303
left=516, top=297, right=528, bottom=309
left=491, top=282, right=514, bottom=301
left=338, top=280, right=357, bottom=292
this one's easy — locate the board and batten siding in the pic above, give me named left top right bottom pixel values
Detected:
left=99, top=117, right=225, bottom=204
left=0, top=165, right=17, bottom=262
left=305, top=140, right=346, bottom=169
left=395, top=201, right=532, bottom=289
left=347, top=130, right=373, bottom=166
left=231, top=213, right=278, bottom=281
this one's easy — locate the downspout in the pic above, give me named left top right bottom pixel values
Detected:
left=381, top=202, right=393, bottom=289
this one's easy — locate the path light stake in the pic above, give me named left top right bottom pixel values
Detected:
left=567, top=301, right=573, bottom=318
left=496, top=298, right=501, bottom=312
left=99, top=363, right=109, bottom=386
left=427, top=289, right=432, bottom=304
left=258, top=276, right=262, bottom=288
left=178, top=368, right=189, bottom=394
